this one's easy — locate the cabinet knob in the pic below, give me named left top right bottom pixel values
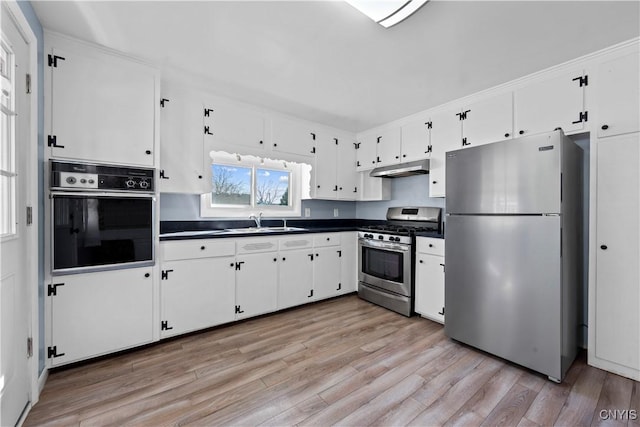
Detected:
left=601, top=124, right=609, bottom=130
left=282, top=257, right=286, bottom=261
left=259, top=140, right=264, bottom=145
left=198, top=175, right=203, bottom=179
left=419, top=260, right=423, bottom=263
left=326, top=238, right=330, bottom=241
left=519, top=130, right=525, bottom=135
left=273, top=258, right=277, bottom=262
left=144, top=273, right=150, bottom=278
left=403, top=154, right=406, bottom=158
left=230, top=263, right=234, bottom=267
left=428, top=244, right=433, bottom=247
left=317, top=185, right=321, bottom=188
left=504, top=133, right=510, bottom=138
left=600, top=244, right=608, bottom=250
left=432, top=181, right=437, bottom=184
left=273, top=143, right=277, bottom=147
left=339, top=187, right=342, bottom=190
left=145, top=150, right=152, bottom=155
left=200, top=246, right=205, bottom=250
left=395, top=156, right=399, bottom=159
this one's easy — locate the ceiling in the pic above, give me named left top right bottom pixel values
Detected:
left=31, top=1, right=640, bottom=132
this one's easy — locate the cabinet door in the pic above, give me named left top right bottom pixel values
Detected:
left=49, top=267, right=153, bottom=366
left=359, top=172, right=391, bottom=201
left=337, top=135, right=359, bottom=200
left=375, top=127, right=402, bottom=166
left=594, top=134, right=639, bottom=372
left=462, top=92, right=513, bottom=148
left=203, top=98, right=265, bottom=153
left=514, top=71, right=586, bottom=136
left=160, top=257, right=235, bottom=338
left=415, top=254, right=445, bottom=324
left=313, top=133, right=338, bottom=199
left=597, top=52, right=640, bottom=138
left=159, top=84, right=207, bottom=193
left=313, top=247, right=342, bottom=300
left=235, top=252, right=278, bottom=318
left=401, top=117, right=431, bottom=162
left=429, top=108, right=462, bottom=197
left=356, top=133, right=378, bottom=171
left=278, top=249, right=314, bottom=309
left=271, top=116, right=315, bottom=157
left=49, top=47, right=156, bottom=166
left=339, top=232, right=358, bottom=294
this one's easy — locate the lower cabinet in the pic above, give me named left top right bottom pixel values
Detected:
left=235, top=252, right=279, bottom=319
left=48, top=267, right=154, bottom=366
left=278, top=235, right=315, bottom=309
left=160, top=256, right=236, bottom=338
left=415, top=237, right=445, bottom=324
left=313, top=246, right=342, bottom=300
left=339, top=231, right=358, bottom=294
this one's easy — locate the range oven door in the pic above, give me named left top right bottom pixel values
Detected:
left=358, top=238, right=412, bottom=297
left=51, top=193, right=154, bottom=274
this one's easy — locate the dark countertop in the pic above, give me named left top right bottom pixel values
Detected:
left=159, top=219, right=444, bottom=241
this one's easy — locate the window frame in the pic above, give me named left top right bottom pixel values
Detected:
left=0, top=37, right=16, bottom=240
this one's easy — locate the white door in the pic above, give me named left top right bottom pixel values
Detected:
left=271, top=116, right=315, bottom=157
left=0, top=9, right=32, bottom=426
left=462, top=92, right=513, bottom=148
left=278, top=249, right=314, bottom=309
left=336, top=136, right=358, bottom=200
left=375, top=127, right=402, bottom=166
left=597, top=52, right=640, bottom=138
left=235, top=252, right=278, bottom=319
left=313, top=132, right=337, bottom=199
left=313, top=247, right=341, bottom=300
left=415, top=254, right=445, bottom=323
left=400, top=117, right=431, bottom=163
left=355, top=132, right=378, bottom=171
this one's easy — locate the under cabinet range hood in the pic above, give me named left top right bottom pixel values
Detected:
left=369, top=159, right=430, bottom=178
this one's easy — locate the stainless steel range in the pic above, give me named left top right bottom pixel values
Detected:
left=358, top=206, right=442, bottom=316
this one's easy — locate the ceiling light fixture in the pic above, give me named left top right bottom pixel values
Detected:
left=345, top=0, right=429, bottom=28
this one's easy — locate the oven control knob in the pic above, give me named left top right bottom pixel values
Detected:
left=378, top=235, right=384, bottom=240
left=388, top=236, right=394, bottom=241
left=139, top=180, right=149, bottom=189
left=80, top=178, right=87, bottom=184
left=66, top=176, right=77, bottom=185
left=395, top=237, right=401, bottom=242
left=364, top=233, right=372, bottom=239
left=125, top=179, right=136, bottom=188
left=88, top=179, right=95, bottom=184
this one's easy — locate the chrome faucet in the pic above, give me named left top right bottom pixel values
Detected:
left=250, top=212, right=262, bottom=228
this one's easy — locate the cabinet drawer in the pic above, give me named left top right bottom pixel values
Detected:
left=236, top=237, right=278, bottom=254
left=279, top=235, right=313, bottom=251
left=162, top=239, right=235, bottom=261
left=417, top=237, right=445, bottom=256
left=313, top=233, right=342, bottom=247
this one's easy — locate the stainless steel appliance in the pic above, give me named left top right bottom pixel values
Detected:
left=358, top=206, right=442, bottom=316
left=444, top=130, right=581, bottom=382
left=50, top=160, right=155, bottom=274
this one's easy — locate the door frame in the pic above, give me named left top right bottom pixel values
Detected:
left=3, top=0, right=41, bottom=414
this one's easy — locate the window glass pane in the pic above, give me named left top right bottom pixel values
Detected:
left=211, top=164, right=251, bottom=205
left=256, top=168, right=290, bottom=206
left=1, top=110, right=11, bottom=172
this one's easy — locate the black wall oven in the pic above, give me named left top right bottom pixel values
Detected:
left=50, top=161, right=155, bottom=274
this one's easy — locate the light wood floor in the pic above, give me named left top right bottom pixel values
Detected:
left=26, top=295, right=639, bottom=426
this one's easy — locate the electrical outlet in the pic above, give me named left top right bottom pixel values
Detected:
left=304, top=207, right=311, bottom=217
left=333, top=208, right=339, bottom=217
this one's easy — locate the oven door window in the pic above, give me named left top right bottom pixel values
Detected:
left=361, top=246, right=404, bottom=283
left=53, top=196, right=153, bottom=270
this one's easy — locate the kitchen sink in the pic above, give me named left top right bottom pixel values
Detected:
left=223, top=226, right=306, bottom=234
left=160, top=229, right=228, bottom=238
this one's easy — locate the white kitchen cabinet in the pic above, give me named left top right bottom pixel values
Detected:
left=514, top=71, right=587, bottom=137
left=590, top=133, right=640, bottom=380
left=339, top=231, right=358, bottom=294
left=375, top=127, right=402, bottom=167
left=415, top=237, right=445, bottom=324
left=313, top=132, right=339, bottom=199
left=313, top=246, right=342, bottom=300
left=401, top=117, right=432, bottom=163
left=160, top=256, right=236, bottom=338
left=48, top=267, right=154, bottom=366
left=596, top=51, right=640, bottom=138
left=271, top=116, right=316, bottom=157
left=359, top=172, right=391, bottom=201
left=202, top=96, right=266, bottom=154
left=46, top=40, right=158, bottom=167
left=235, top=251, right=279, bottom=319
left=356, top=132, right=379, bottom=171
left=336, top=135, right=359, bottom=200
left=277, top=235, right=314, bottom=309
left=462, top=92, right=513, bottom=148
left=429, top=107, right=462, bottom=197
left=158, top=83, right=207, bottom=193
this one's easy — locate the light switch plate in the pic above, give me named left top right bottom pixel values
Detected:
left=304, top=207, right=311, bottom=217
left=333, top=208, right=339, bottom=217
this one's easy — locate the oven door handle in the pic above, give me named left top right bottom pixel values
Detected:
left=50, top=191, right=156, bottom=199
left=359, top=239, right=410, bottom=252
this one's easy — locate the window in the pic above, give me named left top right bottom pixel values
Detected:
left=201, top=152, right=308, bottom=218
left=0, top=39, right=16, bottom=238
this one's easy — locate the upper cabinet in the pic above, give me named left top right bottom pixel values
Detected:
left=461, top=92, right=513, bottom=148
left=401, top=117, right=432, bottom=163
left=271, top=116, right=316, bottom=157
left=159, top=84, right=207, bottom=194
left=202, top=97, right=266, bottom=153
left=514, top=71, right=587, bottom=137
left=313, top=131, right=359, bottom=200
left=46, top=37, right=158, bottom=167
left=375, top=127, right=402, bottom=167
left=356, top=132, right=379, bottom=171
left=597, top=51, right=640, bottom=138
left=428, top=107, right=461, bottom=198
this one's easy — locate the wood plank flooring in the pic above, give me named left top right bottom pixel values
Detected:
left=25, top=295, right=639, bottom=426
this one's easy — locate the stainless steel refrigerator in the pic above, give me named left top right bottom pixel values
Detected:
left=444, top=130, right=582, bottom=382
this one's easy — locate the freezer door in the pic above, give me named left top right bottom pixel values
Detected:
left=446, top=131, right=563, bottom=214
left=444, top=215, right=564, bottom=380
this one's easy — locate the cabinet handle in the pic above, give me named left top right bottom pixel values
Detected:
left=144, top=273, right=150, bottom=278
left=601, top=124, right=609, bottom=130
left=273, top=258, right=277, bottom=262
left=200, top=246, right=206, bottom=250
left=429, top=244, right=433, bottom=247
left=519, top=130, right=525, bottom=135
left=282, top=257, right=286, bottom=261
left=273, top=143, right=278, bottom=147
left=326, top=237, right=330, bottom=241
left=403, top=154, right=406, bottom=158
left=145, top=150, right=152, bottom=155
left=198, top=175, right=203, bottom=179
left=259, top=140, right=263, bottom=145
left=230, top=263, right=234, bottom=267
left=395, top=156, right=399, bottom=159
left=437, top=307, right=445, bottom=316
left=432, top=181, right=437, bottom=184
left=315, top=253, right=319, bottom=257
left=419, top=260, right=423, bottom=263
left=339, top=187, right=343, bottom=190
left=600, top=245, right=608, bottom=250
left=504, top=133, right=510, bottom=138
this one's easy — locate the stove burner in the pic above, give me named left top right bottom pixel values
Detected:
left=361, top=224, right=439, bottom=235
